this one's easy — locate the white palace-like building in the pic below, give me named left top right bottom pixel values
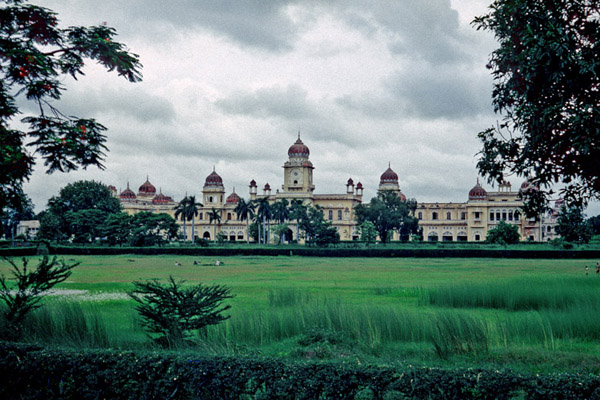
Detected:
left=110, top=135, right=560, bottom=243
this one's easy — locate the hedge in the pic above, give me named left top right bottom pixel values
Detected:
left=0, top=342, right=599, bottom=399
left=1, top=245, right=600, bottom=259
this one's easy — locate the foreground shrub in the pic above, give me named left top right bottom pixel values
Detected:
left=128, top=276, right=234, bottom=348
left=1, top=342, right=600, bottom=399
left=0, top=256, right=78, bottom=340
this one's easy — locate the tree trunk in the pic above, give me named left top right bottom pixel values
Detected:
left=246, top=219, right=249, bottom=244
left=191, top=216, right=195, bottom=243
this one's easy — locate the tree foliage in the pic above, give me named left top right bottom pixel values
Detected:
left=128, top=212, right=178, bottom=247
left=486, top=220, right=520, bottom=245
left=128, top=276, right=233, bottom=348
left=354, top=191, right=418, bottom=243
left=474, top=0, right=600, bottom=214
left=556, top=206, right=593, bottom=244
left=0, top=0, right=142, bottom=214
left=38, top=180, right=120, bottom=241
left=0, top=255, right=78, bottom=339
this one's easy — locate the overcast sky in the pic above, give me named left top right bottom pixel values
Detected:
left=20, top=0, right=599, bottom=216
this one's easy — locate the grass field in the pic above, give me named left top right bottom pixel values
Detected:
left=1, top=254, right=600, bottom=373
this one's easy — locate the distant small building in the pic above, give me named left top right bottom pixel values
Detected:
left=16, top=220, right=40, bottom=239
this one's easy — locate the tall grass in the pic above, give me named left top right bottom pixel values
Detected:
left=420, top=277, right=600, bottom=311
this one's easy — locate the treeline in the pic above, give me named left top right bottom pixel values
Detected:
left=1, top=342, right=599, bottom=399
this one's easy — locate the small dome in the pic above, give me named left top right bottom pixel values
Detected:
left=138, top=177, right=156, bottom=195
left=152, top=191, right=171, bottom=204
left=468, top=180, right=487, bottom=200
left=119, top=184, right=136, bottom=201
left=288, top=134, right=310, bottom=158
left=226, top=190, right=240, bottom=204
left=249, top=179, right=257, bottom=188
left=520, top=180, right=538, bottom=194
left=398, top=191, right=407, bottom=201
left=380, top=166, right=398, bottom=184
left=108, top=185, right=117, bottom=194
left=347, top=178, right=354, bottom=186
left=205, top=169, right=223, bottom=186
left=264, top=183, right=271, bottom=191
left=356, top=182, right=363, bottom=190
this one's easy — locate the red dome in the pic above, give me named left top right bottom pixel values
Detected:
left=347, top=178, right=354, bottom=186
left=138, top=178, right=156, bottom=195
left=468, top=181, right=487, bottom=200
left=226, top=191, right=240, bottom=204
left=205, top=169, right=223, bottom=186
left=380, top=166, right=398, bottom=184
left=356, top=182, right=363, bottom=190
left=263, top=183, right=271, bottom=191
left=152, top=192, right=171, bottom=204
left=120, top=186, right=136, bottom=200
left=249, top=179, right=257, bottom=188
left=288, top=135, right=310, bottom=158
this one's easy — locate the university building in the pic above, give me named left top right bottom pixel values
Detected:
left=112, top=135, right=559, bottom=242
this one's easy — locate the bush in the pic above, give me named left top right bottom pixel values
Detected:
left=1, top=342, right=600, bottom=399
left=128, top=276, right=234, bottom=348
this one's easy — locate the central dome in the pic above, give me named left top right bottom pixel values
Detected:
left=288, top=134, right=310, bottom=158
left=380, top=166, right=399, bottom=184
left=138, top=177, right=156, bottom=195
left=204, top=169, right=223, bottom=186
left=468, top=180, right=487, bottom=200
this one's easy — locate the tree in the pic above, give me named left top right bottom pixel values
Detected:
left=587, top=214, right=600, bottom=236
left=174, top=196, right=189, bottom=241
left=271, top=199, right=290, bottom=244
left=0, top=255, right=78, bottom=339
left=207, top=208, right=221, bottom=244
left=556, top=206, right=593, bottom=244
left=0, top=1, right=142, bottom=215
left=289, top=199, right=306, bottom=243
left=256, top=198, right=271, bottom=244
left=38, top=180, right=121, bottom=241
left=128, top=212, right=178, bottom=247
left=102, top=212, right=131, bottom=246
left=0, top=194, right=34, bottom=240
left=473, top=0, right=600, bottom=214
left=128, top=276, right=233, bottom=348
left=358, top=220, right=377, bottom=245
left=354, top=191, right=419, bottom=244
left=486, top=220, right=520, bottom=245
left=234, top=198, right=255, bottom=244
left=187, top=195, right=201, bottom=242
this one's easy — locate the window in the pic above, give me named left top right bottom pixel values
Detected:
left=490, top=211, right=494, bottom=221
left=502, top=211, right=507, bottom=220
left=418, top=212, right=423, bottom=220
left=508, top=211, right=513, bottom=221
left=475, top=234, right=481, bottom=241
left=227, top=213, right=232, bottom=220
left=514, top=211, right=521, bottom=221
left=461, top=212, right=466, bottom=220
left=496, top=212, right=501, bottom=221
left=198, top=212, right=203, bottom=220
left=446, top=212, right=451, bottom=220
left=328, top=210, right=333, bottom=220
left=474, top=212, right=481, bottom=220
left=338, top=210, right=342, bottom=220
left=432, top=212, right=438, bottom=220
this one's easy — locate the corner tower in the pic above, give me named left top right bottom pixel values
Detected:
left=282, top=133, right=315, bottom=194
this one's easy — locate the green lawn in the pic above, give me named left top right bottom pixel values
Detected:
left=1, top=255, right=600, bottom=373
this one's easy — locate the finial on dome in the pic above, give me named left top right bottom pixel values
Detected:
left=388, top=161, right=391, bottom=168
left=126, top=181, right=130, bottom=189
left=213, top=165, right=215, bottom=172
left=232, top=187, right=236, bottom=193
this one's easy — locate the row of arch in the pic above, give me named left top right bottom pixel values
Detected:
left=426, top=231, right=469, bottom=242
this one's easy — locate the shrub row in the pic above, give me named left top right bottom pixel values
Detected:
left=1, top=245, right=600, bottom=258
left=1, top=342, right=599, bottom=399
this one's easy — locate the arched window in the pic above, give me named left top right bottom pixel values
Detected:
left=508, top=210, right=513, bottom=221
left=328, top=210, right=333, bottom=220
left=490, top=210, right=495, bottom=221
left=502, top=210, right=507, bottom=220
left=227, top=212, right=232, bottom=220
left=446, top=212, right=451, bottom=220
left=337, top=210, right=342, bottom=220
left=461, top=212, right=466, bottom=220
left=427, top=232, right=439, bottom=242
left=418, top=212, right=423, bottom=220
left=198, top=212, right=203, bottom=220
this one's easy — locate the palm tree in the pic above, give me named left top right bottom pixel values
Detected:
left=290, top=199, right=306, bottom=244
left=174, top=196, right=190, bottom=241
left=187, top=195, right=201, bottom=242
left=271, top=199, right=290, bottom=244
left=208, top=208, right=221, bottom=243
left=256, top=197, right=271, bottom=244
left=234, top=198, right=255, bottom=244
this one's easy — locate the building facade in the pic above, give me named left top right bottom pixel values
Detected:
left=114, top=135, right=559, bottom=243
